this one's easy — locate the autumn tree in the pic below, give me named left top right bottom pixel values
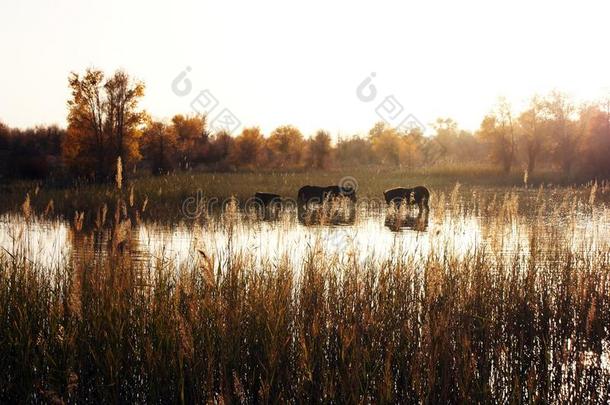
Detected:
left=336, top=136, right=374, bottom=166
left=518, top=95, right=546, bottom=174
left=429, top=118, right=482, bottom=165
left=477, top=99, right=517, bottom=173
left=367, top=122, right=428, bottom=167
left=64, top=68, right=145, bottom=180
left=207, top=130, right=235, bottom=169
left=141, top=119, right=177, bottom=175
left=577, top=100, right=609, bottom=176
left=229, top=127, right=265, bottom=169
left=398, top=127, right=425, bottom=168
left=305, top=130, right=332, bottom=169
left=172, top=114, right=208, bottom=170
left=104, top=71, right=145, bottom=168
left=368, top=122, right=401, bottom=166
left=266, top=125, right=304, bottom=168
left=543, top=91, right=579, bottom=175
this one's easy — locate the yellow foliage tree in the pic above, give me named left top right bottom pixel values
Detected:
left=306, top=130, right=332, bottom=169
left=229, top=127, right=265, bottom=169
left=266, top=125, right=304, bottom=168
left=171, top=114, right=207, bottom=170
left=369, top=122, right=401, bottom=166
left=64, top=68, right=145, bottom=180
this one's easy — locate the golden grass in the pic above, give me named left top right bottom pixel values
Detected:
left=3, top=166, right=606, bottom=222
left=0, top=182, right=609, bottom=403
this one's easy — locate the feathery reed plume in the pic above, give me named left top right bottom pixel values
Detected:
left=129, top=185, right=134, bottom=207
left=589, top=181, right=598, bottom=206
left=142, top=195, right=148, bottom=213
left=450, top=182, right=461, bottom=207
left=43, top=199, right=54, bottom=217
left=435, top=191, right=446, bottom=219
left=177, top=313, right=194, bottom=361
left=95, top=203, right=107, bottom=230
left=68, top=267, right=82, bottom=320
left=115, top=157, right=123, bottom=190
left=22, top=193, right=31, bottom=221
left=73, top=211, right=84, bottom=231
left=112, top=217, right=131, bottom=251
left=198, top=249, right=215, bottom=288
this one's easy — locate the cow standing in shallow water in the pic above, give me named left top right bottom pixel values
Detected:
left=251, top=192, right=282, bottom=219
left=254, top=192, right=282, bottom=208
left=297, top=185, right=357, bottom=209
left=383, top=186, right=430, bottom=213
left=297, top=185, right=357, bottom=225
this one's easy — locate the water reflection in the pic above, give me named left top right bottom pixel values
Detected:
left=297, top=206, right=356, bottom=226
left=384, top=212, right=429, bottom=232
left=1, top=191, right=609, bottom=271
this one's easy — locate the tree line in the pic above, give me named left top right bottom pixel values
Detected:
left=1, top=68, right=609, bottom=182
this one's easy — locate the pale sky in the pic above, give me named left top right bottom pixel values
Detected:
left=1, top=0, right=609, bottom=136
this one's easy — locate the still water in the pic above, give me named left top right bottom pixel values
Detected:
left=2, top=187, right=609, bottom=270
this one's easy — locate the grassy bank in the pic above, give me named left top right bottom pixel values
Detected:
left=0, top=165, right=597, bottom=222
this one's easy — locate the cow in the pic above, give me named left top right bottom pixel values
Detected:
left=249, top=192, right=283, bottom=219
left=383, top=186, right=430, bottom=213
left=297, top=185, right=357, bottom=225
left=254, top=192, right=282, bottom=208
left=297, top=185, right=357, bottom=209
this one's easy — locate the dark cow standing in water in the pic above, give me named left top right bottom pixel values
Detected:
left=383, top=186, right=430, bottom=213
left=254, top=192, right=282, bottom=208
left=251, top=192, right=283, bottom=219
left=297, top=185, right=357, bottom=209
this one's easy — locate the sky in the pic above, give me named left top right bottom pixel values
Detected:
left=1, top=0, right=609, bottom=137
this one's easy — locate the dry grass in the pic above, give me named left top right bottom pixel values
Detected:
left=1, top=183, right=609, bottom=403
left=2, top=165, right=602, bottom=222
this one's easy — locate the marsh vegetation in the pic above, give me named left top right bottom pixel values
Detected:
left=1, top=177, right=609, bottom=403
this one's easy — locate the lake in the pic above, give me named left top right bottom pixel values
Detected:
left=3, top=185, right=608, bottom=271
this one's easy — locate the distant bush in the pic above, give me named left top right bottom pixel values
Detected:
left=0, top=124, right=64, bottom=180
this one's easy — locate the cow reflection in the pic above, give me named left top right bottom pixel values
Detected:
left=297, top=198, right=356, bottom=226
left=384, top=211, right=429, bottom=232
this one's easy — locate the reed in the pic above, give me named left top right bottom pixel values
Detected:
left=2, top=166, right=603, bottom=222
left=0, top=182, right=609, bottom=403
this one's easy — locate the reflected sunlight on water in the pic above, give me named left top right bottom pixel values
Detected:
left=2, top=186, right=608, bottom=271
